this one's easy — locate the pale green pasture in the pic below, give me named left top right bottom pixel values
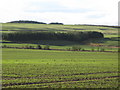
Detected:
left=2, top=48, right=119, bottom=88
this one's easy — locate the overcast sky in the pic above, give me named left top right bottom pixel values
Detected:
left=0, top=0, right=119, bottom=25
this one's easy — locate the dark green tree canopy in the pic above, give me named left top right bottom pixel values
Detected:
left=2, top=31, right=104, bottom=42
left=8, top=20, right=46, bottom=24
left=49, top=22, right=63, bottom=25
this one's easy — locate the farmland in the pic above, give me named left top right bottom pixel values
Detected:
left=1, top=23, right=119, bottom=51
left=2, top=48, right=119, bottom=88
left=1, top=23, right=119, bottom=88
left=1, top=23, right=118, bottom=36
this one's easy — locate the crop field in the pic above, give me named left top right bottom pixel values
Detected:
left=2, top=48, right=119, bottom=88
left=1, top=23, right=118, bottom=36
left=1, top=23, right=119, bottom=89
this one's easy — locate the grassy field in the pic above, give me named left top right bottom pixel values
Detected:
left=2, top=48, right=119, bottom=88
left=1, top=23, right=119, bottom=88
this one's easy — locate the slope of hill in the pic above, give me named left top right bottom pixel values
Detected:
left=1, top=23, right=119, bottom=51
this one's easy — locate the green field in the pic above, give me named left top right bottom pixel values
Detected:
left=2, top=48, right=119, bottom=88
left=1, top=23, right=119, bottom=88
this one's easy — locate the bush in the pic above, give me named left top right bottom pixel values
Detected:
left=100, top=48, right=105, bottom=52
left=66, top=48, right=71, bottom=51
left=118, top=48, right=120, bottom=52
left=97, top=47, right=100, bottom=51
left=25, top=45, right=30, bottom=49
left=29, top=46, right=34, bottom=49
left=72, top=46, right=81, bottom=51
left=43, top=45, right=50, bottom=50
left=2, top=45, right=7, bottom=48
left=81, top=48, right=85, bottom=51
left=37, top=45, right=42, bottom=49
left=91, top=48, right=94, bottom=51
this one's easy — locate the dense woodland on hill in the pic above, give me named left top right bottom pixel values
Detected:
left=2, top=31, right=104, bottom=42
left=3, top=20, right=105, bottom=43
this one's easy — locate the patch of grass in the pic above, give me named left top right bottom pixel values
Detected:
left=104, top=41, right=118, bottom=46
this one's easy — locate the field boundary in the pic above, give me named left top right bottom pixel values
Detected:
left=2, top=46, right=118, bottom=53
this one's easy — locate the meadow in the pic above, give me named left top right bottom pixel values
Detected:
left=2, top=48, right=119, bottom=88
left=1, top=23, right=119, bottom=88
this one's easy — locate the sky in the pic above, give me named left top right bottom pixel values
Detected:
left=0, top=0, right=119, bottom=25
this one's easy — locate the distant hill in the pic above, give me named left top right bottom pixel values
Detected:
left=75, top=24, right=120, bottom=28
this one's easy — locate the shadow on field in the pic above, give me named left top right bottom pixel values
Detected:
left=31, top=40, right=81, bottom=46
left=1, top=40, right=81, bottom=46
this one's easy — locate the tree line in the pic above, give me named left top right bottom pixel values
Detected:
left=2, top=44, right=106, bottom=52
left=7, top=20, right=64, bottom=25
left=2, top=31, right=104, bottom=42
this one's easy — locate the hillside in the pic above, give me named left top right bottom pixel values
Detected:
left=1, top=23, right=119, bottom=51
